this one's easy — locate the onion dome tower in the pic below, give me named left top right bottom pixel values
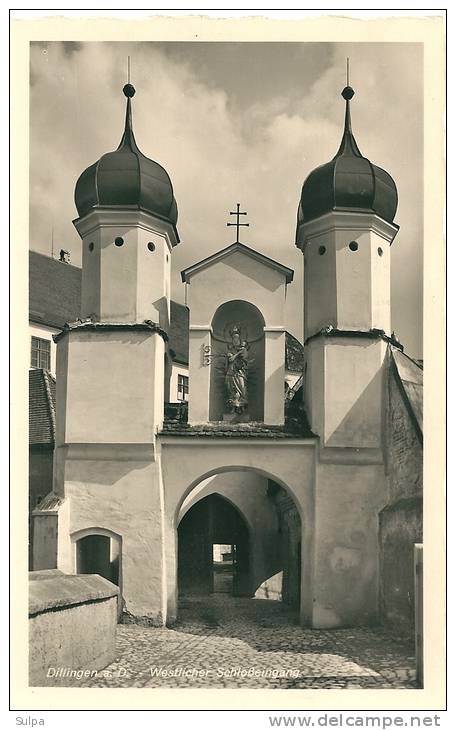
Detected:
left=296, top=83, right=399, bottom=341
left=73, top=83, right=179, bottom=327
left=296, top=85, right=398, bottom=229
left=296, top=81, right=400, bottom=451
left=48, top=83, right=177, bottom=607
left=75, top=83, right=178, bottom=230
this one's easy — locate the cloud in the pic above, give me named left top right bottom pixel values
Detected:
left=29, top=41, right=423, bottom=356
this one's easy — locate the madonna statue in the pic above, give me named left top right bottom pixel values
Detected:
left=225, top=326, right=250, bottom=415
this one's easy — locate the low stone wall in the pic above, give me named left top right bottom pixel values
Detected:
left=29, top=570, right=119, bottom=687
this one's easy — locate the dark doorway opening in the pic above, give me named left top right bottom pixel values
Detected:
left=76, top=534, right=120, bottom=586
left=178, top=494, right=250, bottom=597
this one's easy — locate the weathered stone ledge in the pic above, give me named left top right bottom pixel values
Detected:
left=29, top=572, right=119, bottom=616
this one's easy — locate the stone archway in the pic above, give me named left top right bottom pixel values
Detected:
left=160, top=436, right=316, bottom=626
left=171, top=465, right=306, bottom=624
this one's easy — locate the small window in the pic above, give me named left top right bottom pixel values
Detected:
left=147, top=242, right=155, bottom=252
left=378, top=247, right=384, bottom=257
left=177, top=374, right=189, bottom=402
left=318, top=245, right=326, bottom=256
left=114, top=237, right=124, bottom=247
left=349, top=241, right=359, bottom=252
left=88, top=242, right=94, bottom=252
left=31, top=336, right=51, bottom=370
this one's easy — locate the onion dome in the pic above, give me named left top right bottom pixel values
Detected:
left=297, top=85, right=398, bottom=231
left=75, top=84, right=178, bottom=231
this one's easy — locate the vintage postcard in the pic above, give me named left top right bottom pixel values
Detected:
left=10, top=11, right=446, bottom=713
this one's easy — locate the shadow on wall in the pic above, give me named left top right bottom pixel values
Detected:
left=64, top=453, right=152, bottom=486
left=323, top=349, right=384, bottom=448
left=225, top=255, right=283, bottom=295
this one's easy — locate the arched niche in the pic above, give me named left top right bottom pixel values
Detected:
left=71, top=527, right=122, bottom=588
left=209, top=300, right=265, bottom=422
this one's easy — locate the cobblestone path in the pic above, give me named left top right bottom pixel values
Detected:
left=57, top=595, right=417, bottom=689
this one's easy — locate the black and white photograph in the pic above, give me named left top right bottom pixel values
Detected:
left=10, top=9, right=446, bottom=716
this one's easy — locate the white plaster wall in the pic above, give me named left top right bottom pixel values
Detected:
left=188, top=328, right=211, bottom=423
left=98, top=224, right=138, bottom=322
left=264, top=330, right=285, bottom=425
left=78, top=211, right=173, bottom=327
left=81, top=226, right=101, bottom=320
left=305, top=336, right=387, bottom=449
left=186, top=252, right=287, bottom=328
left=303, top=234, right=337, bottom=339
left=30, top=323, right=59, bottom=376
left=62, top=330, right=163, bottom=443
left=334, top=229, right=372, bottom=330
left=299, top=212, right=397, bottom=340
left=170, top=363, right=189, bottom=402
left=370, top=234, right=392, bottom=334
left=136, top=227, right=171, bottom=329
left=63, top=453, right=164, bottom=619
left=323, top=338, right=387, bottom=448
left=304, top=340, right=324, bottom=438
left=312, top=461, right=387, bottom=628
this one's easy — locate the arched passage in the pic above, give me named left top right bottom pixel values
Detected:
left=160, top=438, right=316, bottom=626
left=178, top=493, right=251, bottom=597
left=173, top=467, right=303, bottom=622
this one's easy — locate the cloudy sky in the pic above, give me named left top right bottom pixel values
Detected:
left=30, top=41, right=423, bottom=357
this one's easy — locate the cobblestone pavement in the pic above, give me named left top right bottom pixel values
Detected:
left=56, top=595, right=417, bottom=689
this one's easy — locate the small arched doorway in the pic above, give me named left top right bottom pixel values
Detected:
left=73, top=528, right=122, bottom=617
left=178, top=494, right=250, bottom=597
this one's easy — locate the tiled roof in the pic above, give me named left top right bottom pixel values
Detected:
left=29, top=368, right=56, bottom=445
left=391, top=347, right=423, bottom=442
left=160, top=416, right=315, bottom=439
left=29, top=250, right=81, bottom=329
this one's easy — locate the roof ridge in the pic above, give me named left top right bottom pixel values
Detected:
left=29, top=249, right=82, bottom=272
left=181, top=241, right=294, bottom=283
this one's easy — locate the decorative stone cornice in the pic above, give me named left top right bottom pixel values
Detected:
left=189, top=325, right=213, bottom=333
left=73, top=206, right=179, bottom=250
left=296, top=209, right=399, bottom=250
left=53, top=319, right=169, bottom=343
left=304, top=325, right=403, bottom=350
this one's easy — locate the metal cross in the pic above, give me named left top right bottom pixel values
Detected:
left=227, top=203, right=249, bottom=243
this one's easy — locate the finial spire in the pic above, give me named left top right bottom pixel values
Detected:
left=336, top=60, right=362, bottom=158
left=118, top=74, right=137, bottom=149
